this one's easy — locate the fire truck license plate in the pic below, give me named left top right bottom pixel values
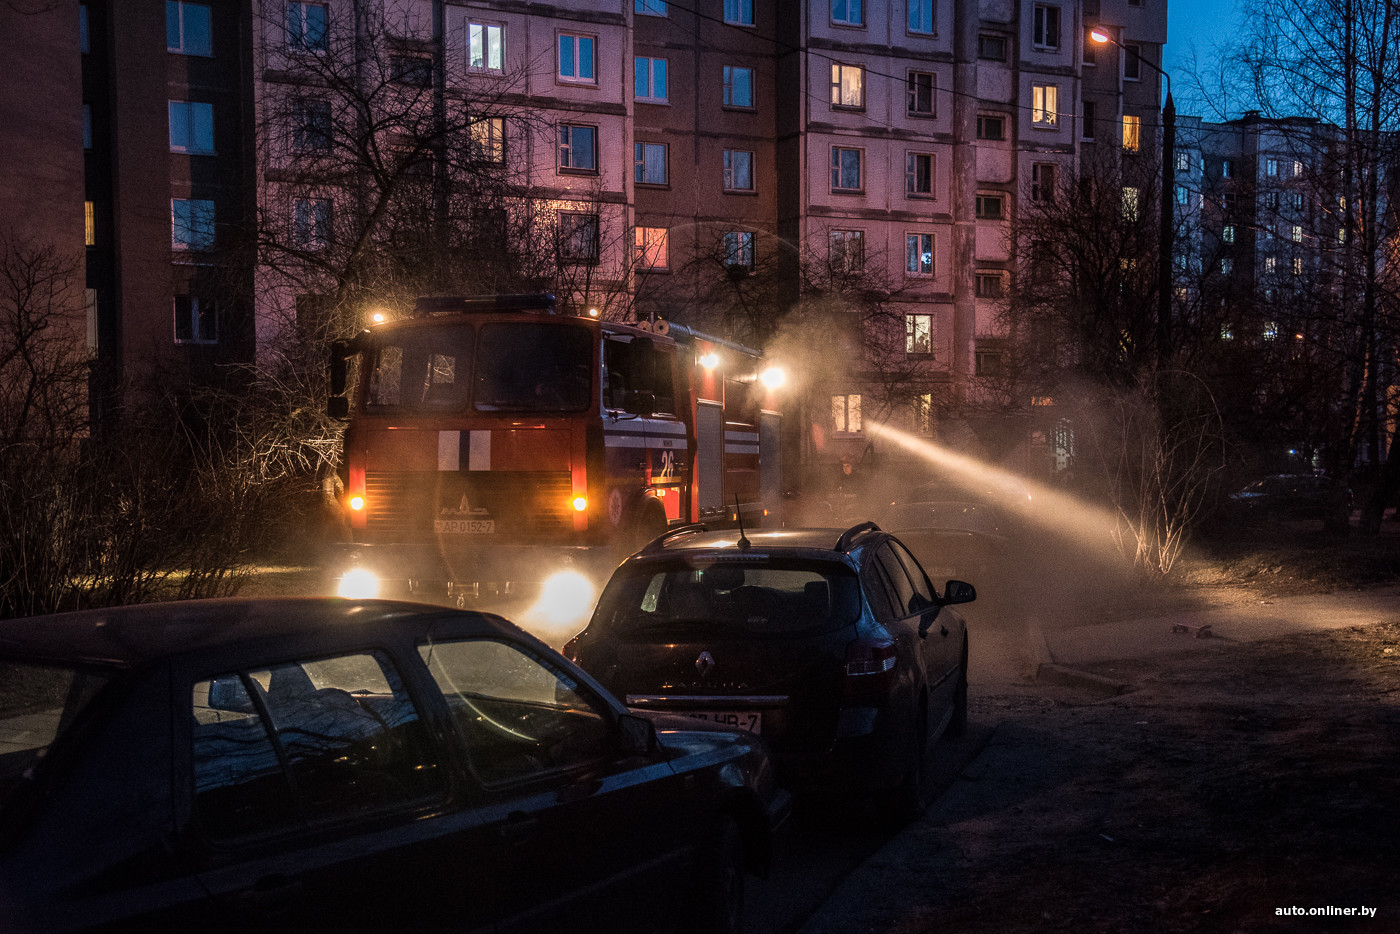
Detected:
left=433, top=519, right=496, bottom=534
left=681, top=711, right=762, bottom=734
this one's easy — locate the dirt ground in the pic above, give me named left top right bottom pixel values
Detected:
left=819, top=521, right=1400, bottom=934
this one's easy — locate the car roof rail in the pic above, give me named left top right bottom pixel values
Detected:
left=835, top=521, right=881, bottom=552
left=639, top=523, right=710, bottom=555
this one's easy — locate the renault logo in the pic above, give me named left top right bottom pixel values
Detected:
left=695, top=651, right=716, bottom=678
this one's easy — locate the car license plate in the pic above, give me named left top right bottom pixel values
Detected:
left=682, top=711, right=762, bottom=734
left=433, top=519, right=495, bottom=533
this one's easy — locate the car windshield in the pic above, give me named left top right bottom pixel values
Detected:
left=0, top=661, right=110, bottom=815
left=365, top=323, right=475, bottom=413
left=885, top=502, right=1002, bottom=534
left=475, top=323, right=593, bottom=413
left=594, top=560, right=861, bottom=636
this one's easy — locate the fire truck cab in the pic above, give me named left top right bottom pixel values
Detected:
left=326, top=294, right=783, bottom=608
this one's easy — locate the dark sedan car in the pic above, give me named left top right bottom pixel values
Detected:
left=880, top=500, right=1013, bottom=598
left=1226, top=473, right=1353, bottom=520
left=0, top=598, right=788, bottom=934
left=565, top=522, right=973, bottom=822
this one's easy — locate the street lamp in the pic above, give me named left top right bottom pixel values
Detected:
left=1090, top=27, right=1175, bottom=364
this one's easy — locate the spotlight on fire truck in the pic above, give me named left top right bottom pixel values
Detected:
left=571, top=495, right=588, bottom=512
left=337, top=567, right=381, bottom=599
left=348, top=495, right=366, bottom=512
left=529, top=569, right=596, bottom=629
left=760, top=365, right=787, bottom=390
left=698, top=351, right=721, bottom=370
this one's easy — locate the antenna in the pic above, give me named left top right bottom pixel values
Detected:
left=734, top=495, right=751, bottom=551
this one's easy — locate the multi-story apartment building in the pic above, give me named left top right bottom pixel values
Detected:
left=5, top=0, right=1168, bottom=487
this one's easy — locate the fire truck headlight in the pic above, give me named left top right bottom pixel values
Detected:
left=533, top=570, right=596, bottom=628
left=699, top=351, right=721, bottom=370
left=571, top=495, right=588, bottom=512
left=348, top=495, right=366, bottom=512
left=760, top=366, right=786, bottom=390
left=337, top=568, right=380, bottom=599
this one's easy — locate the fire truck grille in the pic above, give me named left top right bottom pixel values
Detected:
left=364, top=471, right=574, bottom=537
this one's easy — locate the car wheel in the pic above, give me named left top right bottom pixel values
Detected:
left=948, top=639, right=969, bottom=738
left=684, top=816, right=746, bottom=934
left=878, top=706, right=928, bottom=825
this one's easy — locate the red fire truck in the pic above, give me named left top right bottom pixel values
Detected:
left=326, top=294, right=784, bottom=606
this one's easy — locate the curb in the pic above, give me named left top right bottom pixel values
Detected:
left=1028, top=617, right=1133, bottom=695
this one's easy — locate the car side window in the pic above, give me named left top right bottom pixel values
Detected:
left=191, top=651, right=445, bottom=840
left=418, top=638, right=612, bottom=786
left=890, top=541, right=938, bottom=607
left=873, top=544, right=919, bottom=617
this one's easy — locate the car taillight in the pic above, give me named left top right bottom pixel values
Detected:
left=844, top=637, right=898, bottom=694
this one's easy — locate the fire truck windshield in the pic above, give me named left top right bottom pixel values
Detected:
left=474, top=322, right=593, bottom=413
left=365, top=323, right=475, bottom=413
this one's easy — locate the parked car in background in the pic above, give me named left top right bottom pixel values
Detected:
left=0, top=598, right=788, bottom=934
left=566, top=523, right=974, bottom=823
left=879, top=500, right=1014, bottom=603
left=1226, top=474, right=1353, bottom=520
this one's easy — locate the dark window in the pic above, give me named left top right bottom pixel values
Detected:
left=976, top=193, right=1004, bottom=219
left=907, top=71, right=934, bottom=115
left=977, top=33, right=1007, bottom=60
left=977, top=113, right=1005, bottom=140
left=390, top=54, right=432, bottom=86
left=366, top=322, right=475, bottom=412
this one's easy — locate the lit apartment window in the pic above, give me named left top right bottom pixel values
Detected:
left=1124, top=42, right=1142, bottom=80
left=1221, top=158, right=1235, bottom=177
left=1222, top=225, right=1235, bottom=243
left=1292, top=256, right=1303, bottom=275
left=1122, top=186, right=1140, bottom=220
left=558, top=124, right=597, bottom=173
left=831, top=63, right=864, bottom=109
left=84, top=201, right=95, bottom=246
left=977, top=113, right=1006, bottom=140
left=1032, top=84, right=1058, bottom=128
left=1264, top=255, right=1277, bottom=274
left=469, top=116, right=505, bottom=164
left=635, top=226, right=668, bottom=268
left=636, top=0, right=666, bottom=16
left=166, top=1, right=211, bottom=56
left=906, top=313, right=933, bottom=354
left=832, top=0, right=863, bottom=27
left=172, top=198, right=215, bottom=250
left=832, top=393, right=862, bottom=433
left=725, top=0, right=754, bottom=25
left=169, top=101, right=214, bottom=154
left=907, top=71, right=934, bottom=115
left=467, top=23, right=503, bottom=71
left=976, top=193, right=1004, bottom=219
left=1289, top=192, right=1304, bottom=209
left=1175, top=185, right=1191, bottom=206
left=723, top=66, right=754, bottom=107
left=1122, top=114, right=1141, bottom=152
left=1031, top=163, right=1056, bottom=202
left=559, top=212, right=600, bottom=263
left=1220, top=323, right=1233, bottom=340
left=908, top=0, right=934, bottom=34
left=1032, top=4, right=1060, bottom=50
left=906, top=152, right=934, bottom=197
left=1266, top=158, right=1279, bottom=177
left=174, top=295, right=217, bottom=344
left=1220, top=258, right=1234, bottom=274
left=286, top=2, right=327, bottom=51
left=724, top=231, right=754, bottom=267
left=829, top=229, right=864, bottom=272
left=978, top=33, right=1006, bottom=60
left=906, top=235, right=934, bottom=276
left=831, top=147, right=863, bottom=192
left=975, top=271, right=1004, bottom=297
left=636, top=57, right=668, bottom=103
left=293, top=198, right=332, bottom=250
left=914, top=393, right=933, bottom=436
left=723, top=150, right=754, bottom=191
left=558, top=33, right=596, bottom=83
left=1263, top=321, right=1278, bottom=340
left=635, top=142, right=668, bottom=185
left=293, top=98, right=331, bottom=151
left=1175, top=150, right=1192, bottom=173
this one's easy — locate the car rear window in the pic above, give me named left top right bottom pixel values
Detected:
left=0, top=662, right=110, bottom=814
left=594, top=560, right=861, bottom=637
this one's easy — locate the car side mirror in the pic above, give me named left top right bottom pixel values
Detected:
left=617, top=712, right=658, bottom=756
left=941, top=580, right=976, bottom=605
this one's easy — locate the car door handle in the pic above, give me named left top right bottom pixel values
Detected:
left=499, top=811, right=541, bottom=845
left=240, top=874, right=303, bottom=911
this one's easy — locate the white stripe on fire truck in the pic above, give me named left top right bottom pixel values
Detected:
left=725, top=444, right=760, bottom=454
left=438, top=431, right=460, bottom=472
left=469, top=430, right=491, bottom=470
